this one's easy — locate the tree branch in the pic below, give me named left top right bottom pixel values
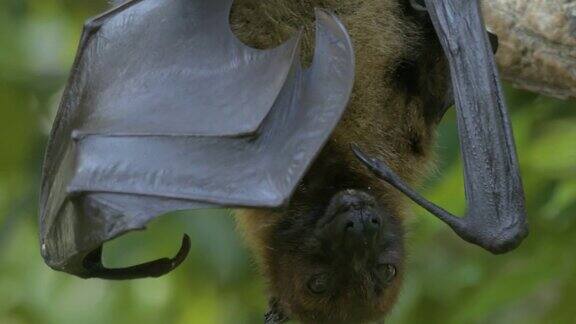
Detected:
left=482, top=0, right=576, bottom=100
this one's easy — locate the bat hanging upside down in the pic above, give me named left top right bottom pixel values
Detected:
left=39, top=0, right=528, bottom=323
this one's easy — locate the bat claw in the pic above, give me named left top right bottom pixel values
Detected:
left=350, top=144, right=393, bottom=181
left=82, top=234, right=191, bottom=280
left=169, top=234, right=192, bottom=269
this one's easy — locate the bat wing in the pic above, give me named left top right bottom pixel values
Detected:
left=40, top=0, right=354, bottom=278
left=354, top=0, right=528, bottom=254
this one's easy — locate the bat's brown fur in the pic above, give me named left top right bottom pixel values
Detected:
left=230, top=0, right=451, bottom=322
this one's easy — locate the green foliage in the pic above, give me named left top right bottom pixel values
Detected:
left=0, top=1, right=574, bottom=323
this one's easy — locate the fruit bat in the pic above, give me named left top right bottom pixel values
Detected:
left=40, top=0, right=528, bottom=285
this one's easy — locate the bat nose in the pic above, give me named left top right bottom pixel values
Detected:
left=325, top=190, right=382, bottom=250
left=341, top=212, right=381, bottom=248
left=344, top=214, right=381, bottom=237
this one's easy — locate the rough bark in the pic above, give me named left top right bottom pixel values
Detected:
left=482, top=0, right=576, bottom=100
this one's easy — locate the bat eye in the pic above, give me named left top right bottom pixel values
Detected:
left=378, top=264, right=397, bottom=284
left=307, top=273, right=329, bottom=295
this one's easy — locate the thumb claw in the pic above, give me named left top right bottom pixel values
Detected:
left=351, top=144, right=393, bottom=180
left=82, top=233, right=191, bottom=280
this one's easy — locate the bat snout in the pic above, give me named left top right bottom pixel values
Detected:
left=324, top=190, right=384, bottom=251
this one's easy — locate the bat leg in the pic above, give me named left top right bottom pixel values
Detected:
left=409, top=1, right=499, bottom=55
left=410, top=0, right=496, bottom=125
left=82, top=234, right=191, bottom=280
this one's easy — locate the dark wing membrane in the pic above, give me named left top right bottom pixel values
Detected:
left=40, top=0, right=354, bottom=278
left=354, top=0, right=527, bottom=254
left=77, top=0, right=301, bottom=137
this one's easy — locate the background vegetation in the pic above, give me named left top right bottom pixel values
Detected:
left=0, top=0, right=574, bottom=323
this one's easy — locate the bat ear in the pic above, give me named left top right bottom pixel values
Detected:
left=409, top=0, right=430, bottom=20
left=265, top=298, right=289, bottom=324
left=410, top=0, right=427, bottom=12
left=488, top=29, right=499, bottom=54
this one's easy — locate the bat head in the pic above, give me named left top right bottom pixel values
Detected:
left=264, top=189, right=404, bottom=323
